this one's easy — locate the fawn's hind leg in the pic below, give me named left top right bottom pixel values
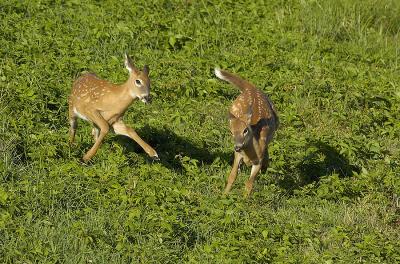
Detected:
left=82, top=110, right=109, bottom=162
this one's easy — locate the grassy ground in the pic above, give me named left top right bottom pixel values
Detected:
left=1, top=0, right=400, bottom=263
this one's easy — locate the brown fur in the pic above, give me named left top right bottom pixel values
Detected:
left=215, top=69, right=278, bottom=196
left=68, top=54, right=158, bottom=162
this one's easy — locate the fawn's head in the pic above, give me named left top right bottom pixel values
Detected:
left=124, top=53, right=151, bottom=103
left=229, top=107, right=253, bottom=152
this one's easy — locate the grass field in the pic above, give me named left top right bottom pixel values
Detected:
left=1, top=0, right=400, bottom=263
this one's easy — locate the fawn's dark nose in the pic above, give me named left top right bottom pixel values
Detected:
left=234, top=145, right=243, bottom=152
left=141, top=95, right=151, bottom=104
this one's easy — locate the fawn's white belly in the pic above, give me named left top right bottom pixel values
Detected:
left=73, top=107, right=89, bottom=121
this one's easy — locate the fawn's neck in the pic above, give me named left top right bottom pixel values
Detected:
left=116, top=73, right=137, bottom=106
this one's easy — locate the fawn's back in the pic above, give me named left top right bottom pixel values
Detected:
left=231, top=85, right=277, bottom=128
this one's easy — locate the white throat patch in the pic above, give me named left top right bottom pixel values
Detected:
left=130, top=90, right=137, bottom=99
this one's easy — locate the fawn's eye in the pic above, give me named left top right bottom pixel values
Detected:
left=135, top=79, right=142, bottom=86
left=243, top=128, right=249, bottom=135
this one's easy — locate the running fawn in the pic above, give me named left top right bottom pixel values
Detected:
left=68, top=53, right=158, bottom=162
left=215, top=68, right=278, bottom=196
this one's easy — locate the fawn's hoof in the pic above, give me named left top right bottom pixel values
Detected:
left=151, top=153, right=160, bottom=161
left=82, top=154, right=92, bottom=163
left=244, top=188, right=253, bottom=198
left=223, top=188, right=231, bottom=196
left=147, top=149, right=159, bottom=161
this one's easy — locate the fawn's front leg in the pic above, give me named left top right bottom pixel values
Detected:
left=112, top=120, right=159, bottom=159
left=91, top=127, right=99, bottom=142
left=224, top=151, right=243, bottom=195
left=245, top=163, right=262, bottom=197
left=244, top=126, right=270, bottom=196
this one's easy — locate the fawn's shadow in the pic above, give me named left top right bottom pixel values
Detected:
left=275, top=139, right=360, bottom=192
left=114, top=125, right=232, bottom=172
left=82, top=128, right=360, bottom=195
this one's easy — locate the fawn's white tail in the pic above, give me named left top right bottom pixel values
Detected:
left=215, top=68, right=255, bottom=92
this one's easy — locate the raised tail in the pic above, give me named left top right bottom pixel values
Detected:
left=214, top=68, right=255, bottom=92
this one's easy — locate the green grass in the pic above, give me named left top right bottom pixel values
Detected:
left=1, top=0, right=400, bottom=263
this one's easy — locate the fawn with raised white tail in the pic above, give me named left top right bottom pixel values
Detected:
left=68, top=53, right=158, bottom=162
left=215, top=68, right=278, bottom=196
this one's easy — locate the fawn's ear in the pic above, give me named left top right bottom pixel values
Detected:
left=124, top=53, right=138, bottom=73
left=228, top=112, right=236, bottom=120
left=143, top=65, right=150, bottom=76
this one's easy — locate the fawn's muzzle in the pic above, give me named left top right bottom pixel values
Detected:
left=141, top=95, right=151, bottom=104
left=234, top=144, right=243, bottom=152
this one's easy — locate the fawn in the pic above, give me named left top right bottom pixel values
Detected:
left=215, top=68, right=278, bottom=196
left=68, top=53, right=158, bottom=162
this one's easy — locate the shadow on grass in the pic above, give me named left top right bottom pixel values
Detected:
left=116, top=128, right=360, bottom=195
left=275, top=140, right=361, bottom=192
left=76, top=127, right=361, bottom=197
left=115, top=125, right=232, bottom=172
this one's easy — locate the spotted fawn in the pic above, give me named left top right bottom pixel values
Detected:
left=215, top=68, right=278, bottom=196
left=68, top=53, right=158, bottom=162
